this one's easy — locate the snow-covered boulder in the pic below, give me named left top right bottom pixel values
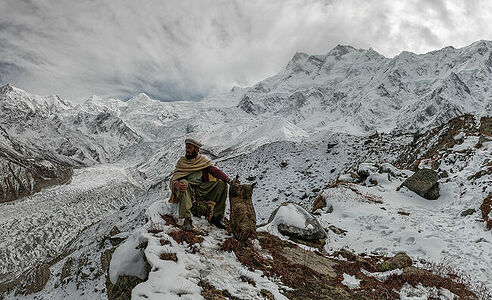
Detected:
left=263, top=202, right=326, bottom=242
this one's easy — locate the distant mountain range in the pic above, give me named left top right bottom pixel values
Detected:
left=238, top=40, right=492, bottom=133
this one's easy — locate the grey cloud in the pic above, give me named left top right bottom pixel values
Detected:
left=415, top=0, right=453, bottom=28
left=1, top=0, right=492, bottom=103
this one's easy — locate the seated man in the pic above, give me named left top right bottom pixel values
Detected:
left=169, top=138, right=237, bottom=231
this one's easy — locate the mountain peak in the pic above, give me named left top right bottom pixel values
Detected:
left=0, top=84, right=24, bottom=95
left=127, top=93, right=155, bottom=104
left=0, top=84, right=14, bottom=93
left=328, top=44, right=357, bottom=57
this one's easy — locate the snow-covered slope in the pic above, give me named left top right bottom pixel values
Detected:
left=238, top=41, right=492, bottom=133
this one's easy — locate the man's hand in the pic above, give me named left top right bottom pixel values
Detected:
left=175, top=180, right=188, bottom=192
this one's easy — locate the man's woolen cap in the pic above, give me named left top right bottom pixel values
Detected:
left=185, top=138, right=202, bottom=148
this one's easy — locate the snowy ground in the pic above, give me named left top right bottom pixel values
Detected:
left=317, top=138, right=492, bottom=293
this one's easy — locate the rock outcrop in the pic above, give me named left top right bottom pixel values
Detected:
left=401, top=168, right=440, bottom=200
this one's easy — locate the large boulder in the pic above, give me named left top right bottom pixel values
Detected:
left=267, top=202, right=326, bottom=243
left=401, top=168, right=440, bottom=200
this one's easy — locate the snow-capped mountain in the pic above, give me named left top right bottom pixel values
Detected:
left=1, top=40, right=492, bottom=299
left=0, top=85, right=142, bottom=166
left=238, top=41, right=492, bottom=133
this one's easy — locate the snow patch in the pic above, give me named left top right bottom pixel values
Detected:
left=341, top=273, right=360, bottom=289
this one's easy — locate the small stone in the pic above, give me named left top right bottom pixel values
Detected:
left=439, top=170, right=449, bottom=178
left=328, top=225, right=346, bottom=235
left=461, top=208, right=476, bottom=217
left=246, top=175, right=256, bottom=181
left=260, top=289, right=275, bottom=300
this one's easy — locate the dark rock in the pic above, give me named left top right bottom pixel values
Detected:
left=479, top=116, right=492, bottom=135
left=108, top=227, right=125, bottom=246
left=431, top=160, right=440, bottom=170
left=328, top=225, right=346, bottom=235
left=311, top=194, right=326, bottom=212
left=426, top=183, right=440, bottom=200
left=381, top=252, right=412, bottom=271
left=110, top=226, right=120, bottom=236
left=280, top=161, right=288, bottom=168
left=246, top=175, right=256, bottom=181
left=260, top=289, right=275, bottom=300
left=439, top=170, right=449, bottom=178
left=60, top=258, right=74, bottom=284
left=100, top=248, right=115, bottom=275
left=18, top=263, right=51, bottom=295
left=401, top=168, right=440, bottom=200
left=106, top=252, right=150, bottom=300
left=108, top=275, right=145, bottom=300
left=109, top=236, right=126, bottom=247
left=461, top=208, right=476, bottom=217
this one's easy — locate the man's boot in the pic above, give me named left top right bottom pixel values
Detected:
left=211, top=216, right=226, bottom=229
left=182, top=217, right=193, bottom=232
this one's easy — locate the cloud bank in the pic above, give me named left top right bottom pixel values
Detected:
left=1, top=0, right=492, bottom=102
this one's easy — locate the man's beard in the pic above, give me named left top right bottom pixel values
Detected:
left=185, top=149, right=198, bottom=159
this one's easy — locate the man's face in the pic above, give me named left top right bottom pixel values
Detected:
left=185, top=143, right=198, bottom=159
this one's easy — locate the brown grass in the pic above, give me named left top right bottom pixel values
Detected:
left=161, top=214, right=178, bottom=227
left=198, top=280, right=242, bottom=300
left=480, top=193, right=492, bottom=229
left=239, top=275, right=256, bottom=287
left=159, top=252, right=178, bottom=262
left=168, top=229, right=204, bottom=246
left=147, top=221, right=166, bottom=233
left=220, top=232, right=480, bottom=299
left=160, top=239, right=171, bottom=246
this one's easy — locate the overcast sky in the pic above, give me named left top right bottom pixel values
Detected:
left=1, top=0, right=492, bottom=102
